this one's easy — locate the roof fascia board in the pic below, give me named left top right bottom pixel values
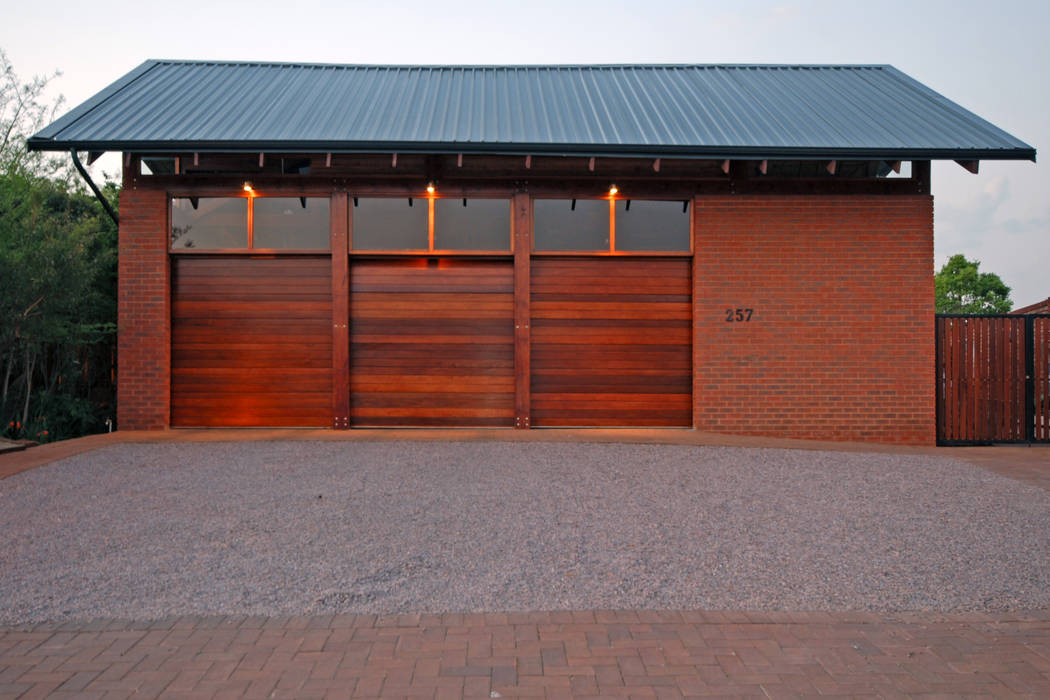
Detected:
left=23, top=140, right=1038, bottom=162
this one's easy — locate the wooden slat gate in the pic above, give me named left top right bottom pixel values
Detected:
left=936, top=314, right=1050, bottom=445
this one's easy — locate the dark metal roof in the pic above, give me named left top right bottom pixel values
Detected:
left=29, top=61, right=1035, bottom=161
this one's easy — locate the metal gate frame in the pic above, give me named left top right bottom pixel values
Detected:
left=936, top=313, right=1050, bottom=445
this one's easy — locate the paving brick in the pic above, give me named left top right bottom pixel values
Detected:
left=4, top=609, right=1050, bottom=698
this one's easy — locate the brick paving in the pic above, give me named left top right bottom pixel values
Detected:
left=1, top=610, right=1048, bottom=698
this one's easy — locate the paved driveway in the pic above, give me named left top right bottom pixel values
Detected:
left=3, top=440, right=1049, bottom=625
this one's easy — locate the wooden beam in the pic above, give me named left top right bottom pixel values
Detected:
left=391, top=153, right=398, bottom=168
left=512, top=191, right=531, bottom=429
left=955, top=160, right=980, bottom=174
left=525, top=155, right=531, bottom=169
left=721, top=159, right=730, bottom=174
left=330, top=192, right=350, bottom=429
left=653, top=158, right=661, bottom=173
left=826, top=160, right=837, bottom=175
left=457, top=153, right=463, bottom=167
left=913, top=160, right=931, bottom=193
left=193, top=152, right=199, bottom=166
left=588, top=157, right=596, bottom=172
left=87, top=151, right=104, bottom=166
left=325, top=153, right=332, bottom=167
left=258, top=153, right=265, bottom=168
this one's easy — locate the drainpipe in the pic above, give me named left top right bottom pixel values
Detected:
left=70, top=149, right=119, bottom=226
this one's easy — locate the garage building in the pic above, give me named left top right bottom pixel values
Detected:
left=29, top=61, right=1035, bottom=443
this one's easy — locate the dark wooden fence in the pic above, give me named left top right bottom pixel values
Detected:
left=936, top=314, right=1050, bottom=445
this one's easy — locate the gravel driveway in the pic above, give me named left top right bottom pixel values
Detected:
left=2, top=441, right=1049, bottom=624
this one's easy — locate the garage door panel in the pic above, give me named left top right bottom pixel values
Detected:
left=171, top=255, right=332, bottom=427
left=172, top=368, right=332, bottom=394
left=350, top=258, right=515, bottom=427
left=531, top=257, right=692, bottom=427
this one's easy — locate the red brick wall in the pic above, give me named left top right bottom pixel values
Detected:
left=692, top=195, right=935, bottom=445
left=117, top=188, right=170, bottom=430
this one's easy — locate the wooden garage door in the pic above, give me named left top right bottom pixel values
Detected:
left=530, top=257, right=692, bottom=426
left=171, top=256, right=332, bottom=427
left=350, top=258, right=515, bottom=426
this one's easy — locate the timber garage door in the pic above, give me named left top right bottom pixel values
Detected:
left=530, top=257, right=692, bottom=426
left=171, top=256, right=333, bottom=427
left=349, top=258, right=515, bottom=426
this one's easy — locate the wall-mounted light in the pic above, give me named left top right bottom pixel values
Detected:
left=608, top=184, right=619, bottom=196
left=242, top=181, right=254, bottom=193
left=426, top=181, right=436, bottom=194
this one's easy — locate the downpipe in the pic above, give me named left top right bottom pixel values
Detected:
left=70, top=149, right=119, bottom=227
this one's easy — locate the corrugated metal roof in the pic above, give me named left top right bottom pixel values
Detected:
left=28, top=61, right=1035, bottom=161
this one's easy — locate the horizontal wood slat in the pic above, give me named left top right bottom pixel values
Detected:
left=350, top=258, right=515, bottom=427
left=171, top=255, right=332, bottom=427
left=530, top=257, right=692, bottom=427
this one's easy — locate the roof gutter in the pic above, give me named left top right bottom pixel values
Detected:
left=70, top=149, right=119, bottom=227
left=25, top=139, right=1036, bottom=163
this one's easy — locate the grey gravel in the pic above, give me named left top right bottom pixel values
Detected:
left=1, top=441, right=1049, bottom=624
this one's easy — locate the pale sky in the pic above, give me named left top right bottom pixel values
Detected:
left=3, top=0, right=1045, bottom=305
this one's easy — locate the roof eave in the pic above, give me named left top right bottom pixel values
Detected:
left=25, top=138, right=1038, bottom=163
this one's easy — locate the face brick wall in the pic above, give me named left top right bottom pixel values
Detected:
left=117, top=188, right=170, bottom=430
left=692, top=195, right=935, bottom=445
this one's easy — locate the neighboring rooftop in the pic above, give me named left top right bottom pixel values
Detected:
left=29, top=61, right=1035, bottom=161
left=1012, top=297, right=1050, bottom=314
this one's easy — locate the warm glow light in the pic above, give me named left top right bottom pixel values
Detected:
left=426, top=181, right=436, bottom=194
left=608, top=184, right=618, bottom=196
left=242, top=181, right=254, bottom=193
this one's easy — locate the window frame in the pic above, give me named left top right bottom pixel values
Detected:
left=349, top=195, right=514, bottom=256
left=168, top=191, right=333, bottom=255
left=531, top=196, right=693, bottom=256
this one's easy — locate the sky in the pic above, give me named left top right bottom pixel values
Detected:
left=2, top=0, right=1046, bottom=305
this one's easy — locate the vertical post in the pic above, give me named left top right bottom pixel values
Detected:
left=934, top=316, right=942, bottom=444
left=331, top=192, right=350, bottom=429
left=513, top=191, right=531, bottom=429
left=1025, top=314, right=1035, bottom=443
left=691, top=194, right=701, bottom=429
left=913, top=160, right=931, bottom=194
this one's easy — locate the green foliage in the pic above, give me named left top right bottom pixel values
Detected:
left=0, top=50, right=118, bottom=442
left=0, top=48, right=70, bottom=182
left=934, top=254, right=1013, bottom=314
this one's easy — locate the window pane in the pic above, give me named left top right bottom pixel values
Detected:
left=172, top=197, right=247, bottom=249
left=352, top=198, right=428, bottom=250
left=533, top=199, right=609, bottom=251
left=614, top=200, right=691, bottom=252
left=434, top=199, right=510, bottom=251
left=253, top=197, right=330, bottom=249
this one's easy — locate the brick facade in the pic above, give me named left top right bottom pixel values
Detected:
left=115, top=186, right=936, bottom=444
left=692, top=195, right=935, bottom=445
left=117, top=188, right=170, bottom=430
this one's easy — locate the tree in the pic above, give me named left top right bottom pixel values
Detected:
left=934, top=254, right=1012, bottom=314
left=0, top=48, right=69, bottom=181
left=0, top=49, right=118, bottom=442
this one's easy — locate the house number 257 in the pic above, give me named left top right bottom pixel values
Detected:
left=725, top=308, right=754, bottom=322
